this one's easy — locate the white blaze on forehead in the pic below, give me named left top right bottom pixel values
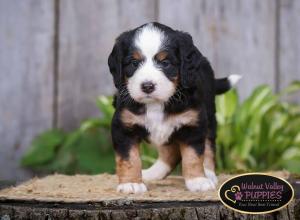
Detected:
left=134, top=24, right=165, bottom=58
left=127, top=23, right=175, bottom=103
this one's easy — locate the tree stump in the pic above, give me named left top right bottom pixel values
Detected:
left=0, top=173, right=299, bottom=220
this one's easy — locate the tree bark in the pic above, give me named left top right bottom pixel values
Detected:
left=0, top=199, right=299, bottom=220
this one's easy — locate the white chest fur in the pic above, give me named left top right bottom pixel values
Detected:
left=145, top=104, right=199, bottom=146
left=145, top=104, right=172, bottom=146
left=121, top=104, right=199, bottom=147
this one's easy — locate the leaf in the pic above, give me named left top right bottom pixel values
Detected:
left=280, top=81, right=300, bottom=96
left=80, top=118, right=102, bottom=132
left=96, top=96, right=115, bottom=119
left=282, top=147, right=300, bottom=160
left=216, top=82, right=300, bottom=174
left=249, top=86, right=273, bottom=109
left=280, top=157, right=300, bottom=174
left=78, top=128, right=113, bottom=173
left=21, top=129, right=65, bottom=167
left=46, top=128, right=115, bottom=174
left=216, top=89, right=238, bottom=124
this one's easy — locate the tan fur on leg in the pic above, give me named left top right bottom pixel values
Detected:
left=203, top=139, right=215, bottom=171
left=180, top=143, right=215, bottom=192
left=180, top=144, right=205, bottom=179
left=116, top=144, right=142, bottom=183
left=204, top=139, right=218, bottom=185
left=116, top=144, right=147, bottom=193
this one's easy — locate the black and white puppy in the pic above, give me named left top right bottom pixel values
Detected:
left=108, top=22, right=240, bottom=194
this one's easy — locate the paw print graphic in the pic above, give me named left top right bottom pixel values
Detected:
left=235, top=192, right=243, bottom=201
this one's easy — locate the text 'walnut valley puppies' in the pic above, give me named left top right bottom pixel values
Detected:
left=108, top=22, right=241, bottom=194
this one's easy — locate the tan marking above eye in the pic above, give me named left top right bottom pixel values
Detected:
left=132, top=51, right=143, bottom=60
left=155, top=51, right=168, bottom=61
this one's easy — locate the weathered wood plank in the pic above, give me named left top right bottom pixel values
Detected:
left=158, top=0, right=277, bottom=99
left=58, top=0, right=156, bottom=130
left=0, top=0, right=55, bottom=180
left=279, top=0, right=300, bottom=101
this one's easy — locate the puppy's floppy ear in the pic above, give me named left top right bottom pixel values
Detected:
left=177, top=31, right=213, bottom=89
left=108, top=40, right=124, bottom=89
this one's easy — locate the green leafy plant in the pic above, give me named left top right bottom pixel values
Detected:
left=21, top=96, right=116, bottom=174
left=216, top=81, right=300, bottom=174
left=21, top=82, right=300, bottom=175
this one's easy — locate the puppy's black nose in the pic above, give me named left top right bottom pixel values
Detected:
left=141, top=81, right=155, bottom=94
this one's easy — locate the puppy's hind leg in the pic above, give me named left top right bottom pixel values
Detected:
left=204, top=139, right=218, bottom=185
left=142, top=144, right=180, bottom=181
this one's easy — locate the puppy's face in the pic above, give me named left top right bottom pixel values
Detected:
left=109, top=23, right=181, bottom=104
left=126, top=25, right=179, bottom=103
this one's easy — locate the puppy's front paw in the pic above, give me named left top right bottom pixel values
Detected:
left=204, top=168, right=218, bottom=185
left=117, top=182, right=147, bottom=194
left=185, top=177, right=216, bottom=192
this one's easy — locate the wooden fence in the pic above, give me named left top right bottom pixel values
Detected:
left=0, top=0, right=299, bottom=180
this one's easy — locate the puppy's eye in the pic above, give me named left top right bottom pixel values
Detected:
left=125, top=71, right=134, bottom=77
left=131, top=59, right=140, bottom=67
left=160, top=59, right=171, bottom=68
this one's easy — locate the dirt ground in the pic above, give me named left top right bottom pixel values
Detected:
left=0, top=171, right=289, bottom=203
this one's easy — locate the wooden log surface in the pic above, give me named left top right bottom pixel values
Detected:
left=0, top=173, right=299, bottom=220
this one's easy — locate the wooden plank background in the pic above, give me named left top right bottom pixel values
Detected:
left=57, top=0, right=156, bottom=130
left=0, top=0, right=55, bottom=180
left=279, top=0, right=300, bottom=102
left=0, top=0, right=299, bottom=180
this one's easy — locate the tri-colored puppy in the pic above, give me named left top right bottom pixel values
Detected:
left=108, top=22, right=240, bottom=194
